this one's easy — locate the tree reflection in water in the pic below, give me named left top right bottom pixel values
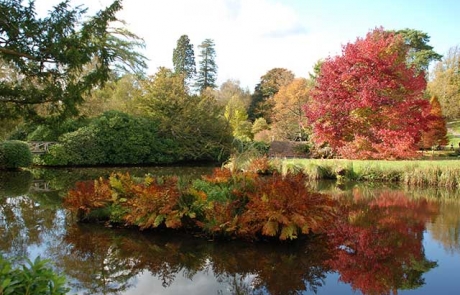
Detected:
left=0, top=170, right=63, bottom=260
left=326, top=189, right=439, bottom=295
left=0, top=170, right=446, bottom=295
left=55, top=225, right=332, bottom=294
left=50, top=187, right=440, bottom=295
left=427, top=200, right=460, bottom=254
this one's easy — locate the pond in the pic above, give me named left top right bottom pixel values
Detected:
left=1, top=166, right=460, bottom=295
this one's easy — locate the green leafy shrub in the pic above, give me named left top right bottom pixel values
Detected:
left=0, top=140, right=33, bottom=170
left=41, top=111, right=179, bottom=166
left=0, top=255, right=69, bottom=295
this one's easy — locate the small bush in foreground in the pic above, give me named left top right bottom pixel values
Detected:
left=0, top=255, right=69, bottom=295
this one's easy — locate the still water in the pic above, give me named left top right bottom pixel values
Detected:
left=1, top=167, right=460, bottom=295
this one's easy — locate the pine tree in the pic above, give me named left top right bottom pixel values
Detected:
left=172, top=35, right=196, bottom=87
left=195, top=39, right=217, bottom=92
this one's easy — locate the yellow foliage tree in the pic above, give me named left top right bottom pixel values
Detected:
left=271, top=78, right=312, bottom=141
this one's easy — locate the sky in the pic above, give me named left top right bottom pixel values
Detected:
left=35, top=0, right=460, bottom=91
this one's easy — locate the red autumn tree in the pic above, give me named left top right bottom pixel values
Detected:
left=305, top=28, right=430, bottom=159
left=419, top=95, right=448, bottom=149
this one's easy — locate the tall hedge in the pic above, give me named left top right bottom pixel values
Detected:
left=42, top=111, right=179, bottom=166
left=0, top=140, right=33, bottom=170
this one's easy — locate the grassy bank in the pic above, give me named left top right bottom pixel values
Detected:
left=277, top=159, right=460, bottom=188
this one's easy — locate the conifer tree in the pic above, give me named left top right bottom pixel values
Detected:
left=0, top=0, right=146, bottom=122
left=172, top=35, right=196, bottom=87
left=195, top=39, right=217, bottom=92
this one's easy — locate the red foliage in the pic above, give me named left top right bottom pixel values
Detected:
left=121, top=175, right=182, bottom=229
left=64, top=178, right=111, bottom=220
left=238, top=173, right=336, bottom=240
left=420, top=95, right=449, bottom=148
left=305, top=28, right=429, bottom=159
left=202, top=168, right=233, bottom=183
left=65, top=173, right=184, bottom=229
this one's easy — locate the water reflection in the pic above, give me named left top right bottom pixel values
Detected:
left=50, top=224, right=331, bottom=295
left=1, top=168, right=460, bottom=294
left=326, top=189, right=439, bottom=294
left=427, top=200, right=460, bottom=254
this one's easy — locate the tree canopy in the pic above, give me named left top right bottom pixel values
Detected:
left=0, top=0, right=146, bottom=122
left=248, top=68, right=294, bottom=122
left=306, top=28, right=429, bottom=159
left=137, top=67, right=232, bottom=161
left=272, top=78, right=311, bottom=141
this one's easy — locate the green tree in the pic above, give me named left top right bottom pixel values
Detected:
left=138, top=68, right=232, bottom=161
left=173, top=35, right=196, bottom=87
left=393, top=28, right=442, bottom=73
left=0, top=0, right=146, bottom=122
left=195, top=39, right=217, bottom=91
left=427, top=45, right=460, bottom=120
left=224, top=96, right=252, bottom=141
left=309, top=59, right=324, bottom=82
left=248, top=68, right=295, bottom=122
left=252, top=117, right=269, bottom=135
left=137, top=67, right=189, bottom=128
left=79, top=74, right=143, bottom=118
left=0, top=58, right=23, bottom=138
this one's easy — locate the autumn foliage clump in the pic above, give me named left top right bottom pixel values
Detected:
left=419, top=95, right=448, bottom=149
left=65, top=173, right=187, bottom=229
left=64, top=169, right=336, bottom=241
left=238, top=173, right=336, bottom=240
left=305, top=27, right=430, bottom=159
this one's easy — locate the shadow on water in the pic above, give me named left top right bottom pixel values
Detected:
left=1, top=167, right=460, bottom=294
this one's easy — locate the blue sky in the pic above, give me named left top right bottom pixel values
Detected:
left=36, top=0, right=460, bottom=90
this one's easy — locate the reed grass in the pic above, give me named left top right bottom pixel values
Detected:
left=279, top=159, right=460, bottom=189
